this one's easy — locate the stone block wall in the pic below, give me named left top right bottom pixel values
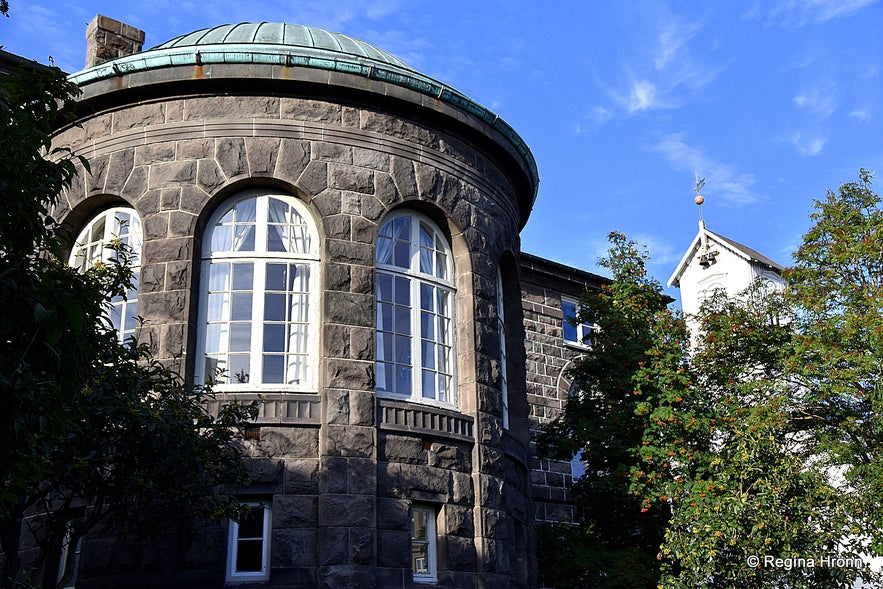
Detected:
left=50, top=88, right=536, bottom=588
left=519, top=254, right=604, bottom=524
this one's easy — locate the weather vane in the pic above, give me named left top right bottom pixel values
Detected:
left=694, top=174, right=706, bottom=221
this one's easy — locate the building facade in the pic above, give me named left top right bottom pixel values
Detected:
left=6, top=17, right=600, bottom=588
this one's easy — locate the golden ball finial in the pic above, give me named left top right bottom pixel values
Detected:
left=694, top=194, right=705, bottom=206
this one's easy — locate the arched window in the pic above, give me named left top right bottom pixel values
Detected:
left=497, top=269, right=509, bottom=429
left=69, top=207, right=143, bottom=343
left=197, top=191, right=318, bottom=389
left=375, top=212, right=455, bottom=405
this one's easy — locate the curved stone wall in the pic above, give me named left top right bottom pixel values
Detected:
left=53, top=84, right=535, bottom=588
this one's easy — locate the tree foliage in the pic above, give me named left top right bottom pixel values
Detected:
left=540, top=173, right=883, bottom=588
left=0, top=63, right=257, bottom=588
left=538, top=232, right=684, bottom=588
left=786, top=169, right=883, bottom=554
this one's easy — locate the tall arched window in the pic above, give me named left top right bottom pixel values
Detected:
left=197, top=191, right=318, bottom=389
left=69, top=207, right=143, bottom=343
left=376, top=212, right=455, bottom=405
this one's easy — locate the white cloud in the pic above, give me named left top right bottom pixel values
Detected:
left=654, top=17, right=705, bottom=72
left=793, top=84, right=838, bottom=117
left=650, top=133, right=761, bottom=205
left=600, top=10, right=718, bottom=118
left=629, top=79, right=662, bottom=113
left=574, top=106, right=615, bottom=135
left=785, top=132, right=828, bottom=155
left=848, top=108, right=873, bottom=121
left=755, top=0, right=879, bottom=26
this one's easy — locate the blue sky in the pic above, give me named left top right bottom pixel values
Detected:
left=2, top=0, right=882, bottom=303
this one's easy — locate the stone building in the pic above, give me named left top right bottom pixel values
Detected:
left=7, top=16, right=602, bottom=588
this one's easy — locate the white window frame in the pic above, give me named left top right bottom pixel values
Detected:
left=497, top=270, right=509, bottom=430
left=196, top=191, right=319, bottom=391
left=375, top=211, right=456, bottom=407
left=411, top=505, right=438, bottom=583
left=561, top=296, right=596, bottom=348
left=226, top=502, right=272, bottom=584
left=57, top=523, right=83, bottom=589
left=68, top=206, right=142, bottom=344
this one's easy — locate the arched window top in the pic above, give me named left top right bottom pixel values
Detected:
left=204, top=192, right=317, bottom=259
left=70, top=206, right=143, bottom=270
left=69, top=206, right=143, bottom=343
left=376, top=212, right=451, bottom=284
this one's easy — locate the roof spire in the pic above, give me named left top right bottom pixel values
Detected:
left=693, top=175, right=717, bottom=266
left=694, top=174, right=706, bottom=226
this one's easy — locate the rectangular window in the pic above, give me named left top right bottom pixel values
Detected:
left=561, top=297, right=596, bottom=347
left=227, top=503, right=271, bottom=583
left=411, top=506, right=438, bottom=583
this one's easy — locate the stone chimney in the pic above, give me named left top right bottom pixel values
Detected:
left=85, top=15, right=145, bottom=68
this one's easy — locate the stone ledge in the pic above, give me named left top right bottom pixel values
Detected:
left=378, top=399, right=473, bottom=442
left=206, top=392, right=321, bottom=425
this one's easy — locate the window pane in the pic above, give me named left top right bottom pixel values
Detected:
left=233, top=224, right=255, bottom=251
left=422, top=341, right=436, bottom=370
left=263, top=324, right=285, bottom=353
left=377, top=236, right=393, bottom=266
left=377, top=331, right=393, bottom=362
left=421, top=312, right=435, bottom=340
left=230, top=324, right=251, bottom=352
left=205, top=324, right=222, bottom=353
left=412, top=509, right=427, bottom=540
left=264, top=293, right=286, bottom=321
left=394, top=276, right=410, bottom=306
left=239, top=508, right=264, bottom=538
left=266, top=263, right=286, bottom=291
left=211, top=225, right=233, bottom=252
left=230, top=293, right=252, bottom=321
left=232, top=263, right=254, bottom=291
left=208, top=293, right=228, bottom=322
left=435, top=250, right=447, bottom=280
left=228, top=354, right=250, bottom=383
left=394, top=305, right=411, bottom=335
left=209, top=263, right=230, bottom=291
left=378, top=302, right=393, bottom=332
left=262, top=355, right=284, bottom=383
left=377, top=273, right=393, bottom=302
left=123, top=302, right=138, bottom=333
left=420, top=283, right=433, bottom=311
left=394, top=217, right=410, bottom=241
left=395, top=365, right=412, bottom=395
left=563, top=320, right=577, bottom=342
left=395, top=335, right=412, bottom=364
left=287, top=354, right=306, bottom=385
left=422, top=370, right=436, bottom=399
left=394, top=240, right=410, bottom=268
left=236, top=540, right=263, bottom=573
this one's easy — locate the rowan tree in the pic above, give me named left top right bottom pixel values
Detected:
left=538, top=232, right=687, bottom=589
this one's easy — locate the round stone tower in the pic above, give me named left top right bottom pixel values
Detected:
left=53, top=22, right=539, bottom=588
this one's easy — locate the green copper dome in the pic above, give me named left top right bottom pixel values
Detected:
left=68, top=22, right=538, bottom=206
left=153, top=23, right=412, bottom=70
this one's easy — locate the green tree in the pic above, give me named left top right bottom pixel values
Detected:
left=634, top=284, right=862, bottom=588
left=0, top=62, right=256, bottom=588
left=786, top=168, right=883, bottom=553
left=538, top=232, right=686, bottom=589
